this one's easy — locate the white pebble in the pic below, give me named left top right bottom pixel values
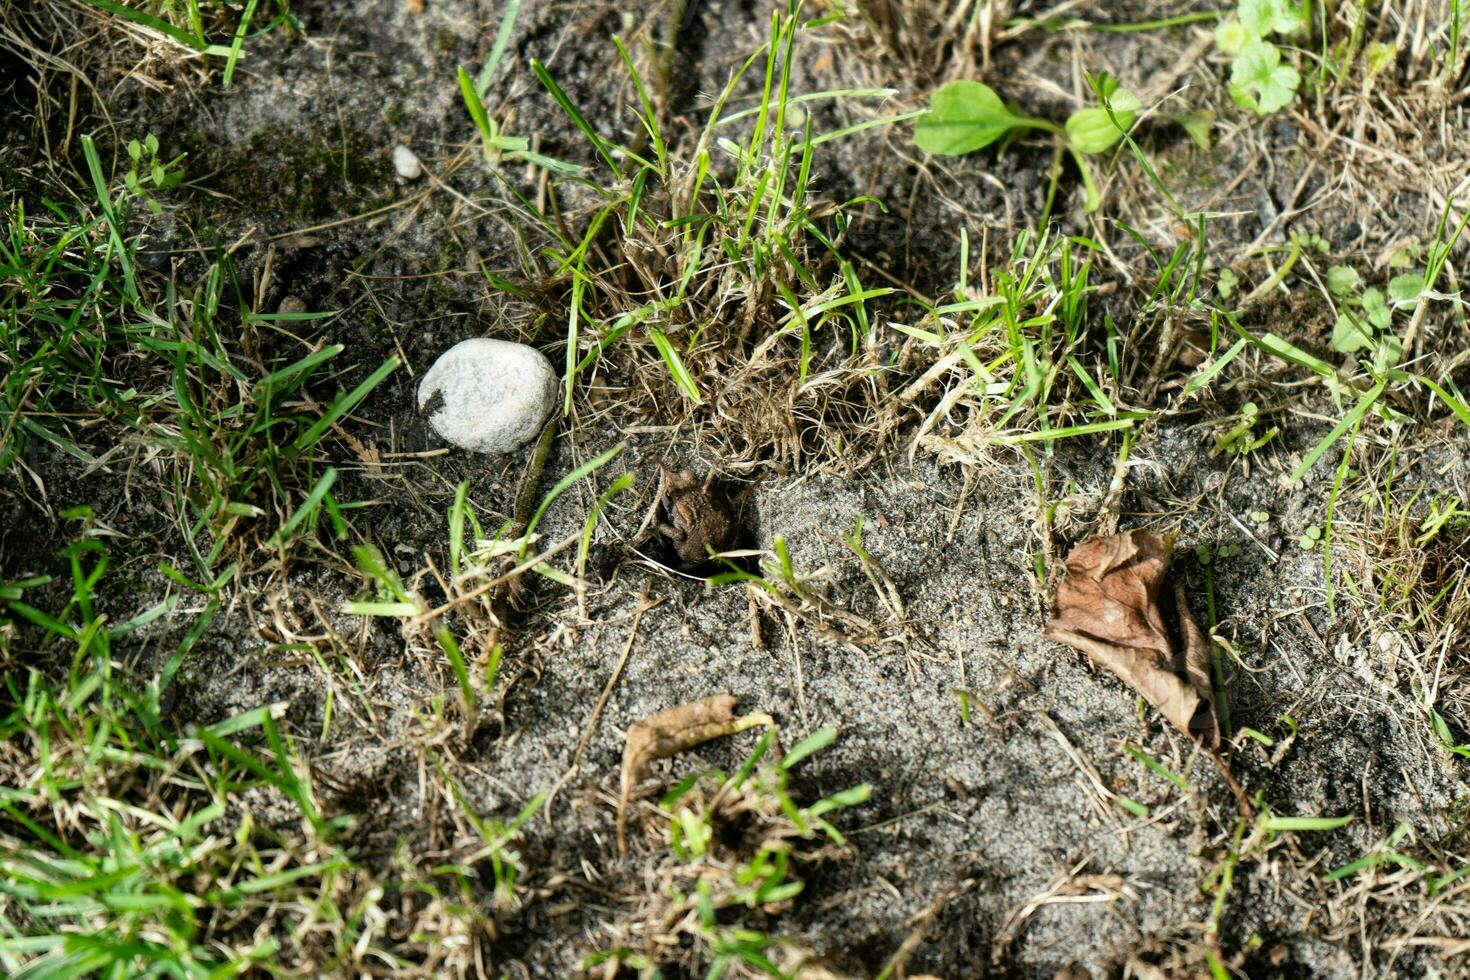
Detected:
left=418, top=339, right=558, bottom=456
left=393, top=145, right=422, bottom=180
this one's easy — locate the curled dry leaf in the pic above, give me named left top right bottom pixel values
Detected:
left=616, top=694, right=772, bottom=854
left=1044, top=529, right=1220, bottom=748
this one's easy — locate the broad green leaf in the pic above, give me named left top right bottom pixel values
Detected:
left=1361, top=287, right=1390, bottom=328
left=914, top=81, right=1047, bottom=156
left=1326, top=265, right=1360, bottom=297
left=1388, top=272, right=1424, bottom=308
left=1240, top=0, right=1307, bottom=36
left=1178, top=109, right=1215, bottom=149
left=1215, top=18, right=1252, bottom=55
left=1331, top=311, right=1375, bottom=353
left=1229, top=40, right=1300, bottom=115
left=1065, top=89, right=1141, bottom=154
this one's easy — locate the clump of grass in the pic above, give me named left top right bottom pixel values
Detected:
left=0, top=536, right=333, bottom=975
left=1336, top=455, right=1470, bottom=656
left=588, top=726, right=869, bottom=977
left=72, top=0, right=297, bottom=83
left=712, top=528, right=899, bottom=649
left=3, top=135, right=398, bottom=576
left=345, top=448, right=629, bottom=738
left=895, top=223, right=1154, bottom=462
left=464, top=5, right=909, bottom=471
left=0, top=528, right=550, bottom=976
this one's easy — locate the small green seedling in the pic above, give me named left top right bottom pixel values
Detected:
left=914, top=72, right=1141, bottom=211
left=1298, top=524, right=1322, bottom=550
left=1212, top=402, right=1279, bottom=456
left=1430, top=709, right=1470, bottom=759
left=123, top=133, right=186, bottom=214
left=913, top=80, right=1057, bottom=155
left=1216, top=0, right=1306, bottom=115
left=1195, top=541, right=1240, bottom=566
left=1416, top=495, right=1470, bottom=546
left=1215, top=267, right=1240, bottom=298
left=1324, top=821, right=1422, bottom=883
left=1326, top=262, right=1425, bottom=366
left=590, top=727, right=868, bottom=976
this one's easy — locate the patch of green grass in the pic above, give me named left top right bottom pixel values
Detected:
left=1, top=529, right=548, bottom=976
left=896, top=224, right=1153, bottom=458
left=76, top=0, right=297, bottom=78
left=3, top=136, right=398, bottom=574
left=346, top=449, right=629, bottom=737
left=0, top=537, right=332, bottom=975
left=466, top=4, right=906, bottom=458
left=586, top=726, right=868, bottom=977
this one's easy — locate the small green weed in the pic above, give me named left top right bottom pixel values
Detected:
left=588, top=726, right=868, bottom=977
left=1215, top=0, right=1306, bottom=115
left=466, top=3, right=906, bottom=466
left=1211, top=401, right=1278, bottom=457
left=77, top=0, right=296, bottom=83
left=914, top=72, right=1141, bottom=211
left=347, top=454, right=627, bottom=733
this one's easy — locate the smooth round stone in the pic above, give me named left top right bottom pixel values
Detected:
left=417, top=339, right=557, bottom=456
left=392, top=145, right=422, bottom=180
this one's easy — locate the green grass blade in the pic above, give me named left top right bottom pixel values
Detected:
left=291, top=356, right=399, bottom=454
left=1265, top=814, right=1354, bottom=832
left=77, top=0, right=208, bottom=51
left=268, top=467, right=337, bottom=548
left=530, top=60, right=620, bottom=175
left=1290, top=380, right=1384, bottom=483
left=521, top=444, right=624, bottom=551
left=222, top=0, right=258, bottom=86
left=80, top=136, right=137, bottom=305
left=478, top=0, right=523, bottom=95
left=649, top=328, right=702, bottom=403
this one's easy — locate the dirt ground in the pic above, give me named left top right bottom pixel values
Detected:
left=4, top=0, right=1470, bottom=977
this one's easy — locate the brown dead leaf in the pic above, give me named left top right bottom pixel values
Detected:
left=616, top=694, right=771, bottom=854
left=1044, top=529, right=1220, bottom=748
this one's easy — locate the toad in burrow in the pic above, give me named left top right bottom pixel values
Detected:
left=657, top=464, right=737, bottom=566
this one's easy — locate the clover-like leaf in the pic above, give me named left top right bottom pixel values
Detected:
left=1361, top=287, right=1391, bottom=329
left=1216, top=267, right=1239, bottom=299
left=1215, top=17, right=1253, bottom=55
left=1332, top=311, right=1376, bottom=353
left=1326, top=265, right=1360, bottom=297
left=1240, top=0, right=1307, bottom=36
left=1388, top=272, right=1425, bottom=308
left=1375, top=334, right=1404, bottom=368
left=1065, top=88, right=1142, bottom=155
left=1229, top=39, right=1300, bottom=115
left=914, top=80, right=1049, bottom=156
